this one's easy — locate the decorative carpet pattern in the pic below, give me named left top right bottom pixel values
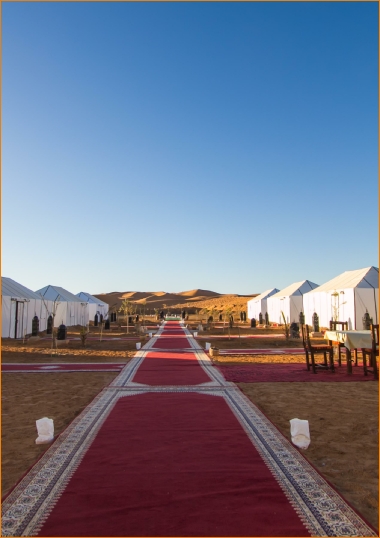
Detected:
left=2, top=321, right=377, bottom=536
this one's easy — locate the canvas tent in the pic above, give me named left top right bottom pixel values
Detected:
left=303, top=266, right=379, bottom=330
left=247, top=288, right=279, bottom=320
left=36, top=285, right=89, bottom=327
left=2, top=277, right=54, bottom=338
left=76, top=292, right=109, bottom=321
left=267, top=280, right=319, bottom=325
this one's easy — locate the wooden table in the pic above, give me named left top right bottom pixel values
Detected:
left=324, top=330, right=372, bottom=374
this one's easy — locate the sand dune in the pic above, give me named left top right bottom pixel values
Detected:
left=171, top=294, right=258, bottom=313
left=178, top=289, right=220, bottom=297
left=134, top=293, right=182, bottom=304
left=93, top=289, right=258, bottom=314
left=120, top=291, right=154, bottom=300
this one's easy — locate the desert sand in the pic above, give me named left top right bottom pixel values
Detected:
left=94, top=289, right=256, bottom=314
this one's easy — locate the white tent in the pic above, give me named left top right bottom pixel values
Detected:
left=76, top=292, right=109, bottom=321
left=2, top=277, right=53, bottom=338
left=303, top=266, right=379, bottom=330
left=267, top=280, right=319, bottom=325
left=247, top=288, right=279, bottom=320
left=36, top=285, right=89, bottom=327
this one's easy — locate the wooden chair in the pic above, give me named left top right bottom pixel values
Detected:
left=301, top=323, right=334, bottom=374
left=329, top=321, right=349, bottom=366
left=362, top=324, right=379, bottom=380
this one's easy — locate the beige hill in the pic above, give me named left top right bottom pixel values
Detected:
left=93, top=289, right=257, bottom=314
left=177, top=289, right=220, bottom=297
left=169, top=293, right=258, bottom=313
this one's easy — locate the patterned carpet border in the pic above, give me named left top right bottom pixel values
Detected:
left=2, top=384, right=376, bottom=537
left=1, top=389, right=120, bottom=536
left=110, top=324, right=230, bottom=388
left=222, top=388, right=376, bottom=537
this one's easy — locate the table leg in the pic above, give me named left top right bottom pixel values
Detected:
left=346, top=348, right=352, bottom=374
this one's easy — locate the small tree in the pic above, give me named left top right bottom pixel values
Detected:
left=119, top=299, right=136, bottom=334
left=40, top=294, right=61, bottom=354
left=224, top=307, right=234, bottom=339
left=200, top=308, right=209, bottom=326
left=312, top=312, right=320, bottom=333
left=208, top=308, right=218, bottom=330
left=140, top=299, right=147, bottom=325
left=331, top=291, right=346, bottom=322
left=281, top=311, right=290, bottom=340
left=99, top=317, right=105, bottom=342
left=80, top=325, right=89, bottom=347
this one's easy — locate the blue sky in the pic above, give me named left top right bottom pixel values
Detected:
left=2, top=2, right=378, bottom=295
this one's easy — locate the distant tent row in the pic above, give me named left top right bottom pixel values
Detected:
left=247, top=288, right=279, bottom=320
left=267, top=280, right=318, bottom=325
left=247, top=266, right=378, bottom=329
left=2, top=277, right=54, bottom=339
left=76, top=292, right=109, bottom=320
left=36, top=286, right=90, bottom=327
left=1, top=278, right=109, bottom=338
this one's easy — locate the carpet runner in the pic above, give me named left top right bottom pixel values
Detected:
left=217, top=362, right=377, bottom=383
left=196, top=334, right=286, bottom=339
left=1, top=363, right=126, bottom=373
left=2, top=321, right=376, bottom=536
left=218, top=348, right=304, bottom=354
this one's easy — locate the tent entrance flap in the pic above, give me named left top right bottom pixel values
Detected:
left=13, top=300, right=25, bottom=339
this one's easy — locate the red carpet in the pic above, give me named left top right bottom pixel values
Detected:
left=217, top=362, right=377, bottom=383
left=159, top=329, right=185, bottom=335
left=152, top=324, right=192, bottom=349
left=218, top=348, right=304, bottom=354
left=197, top=334, right=286, bottom=339
left=38, top=393, right=309, bottom=537
left=1, top=363, right=125, bottom=372
left=133, top=353, right=211, bottom=385
left=152, top=337, right=191, bottom=349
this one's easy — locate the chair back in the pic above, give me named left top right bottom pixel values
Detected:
left=370, top=324, right=379, bottom=348
left=300, top=323, right=311, bottom=350
left=329, top=320, right=348, bottom=331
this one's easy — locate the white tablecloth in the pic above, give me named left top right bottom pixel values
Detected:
left=324, top=330, right=372, bottom=350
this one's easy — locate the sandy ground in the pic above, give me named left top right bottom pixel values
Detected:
left=1, top=325, right=148, bottom=363
left=238, top=382, right=378, bottom=529
left=194, top=326, right=326, bottom=349
left=2, top=372, right=119, bottom=496
left=2, top=326, right=378, bottom=530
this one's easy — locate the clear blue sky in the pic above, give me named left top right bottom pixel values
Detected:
left=2, top=2, right=378, bottom=295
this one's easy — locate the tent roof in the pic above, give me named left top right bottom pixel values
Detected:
left=247, top=288, right=279, bottom=303
left=36, top=285, right=85, bottom=303
left=306, top=267, right=379, bottom=293
left=2, top=277, right=43, bottom=300
left=270, top=280, right=319, bottom=298
left=76, top=292, right=108, bottom=306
